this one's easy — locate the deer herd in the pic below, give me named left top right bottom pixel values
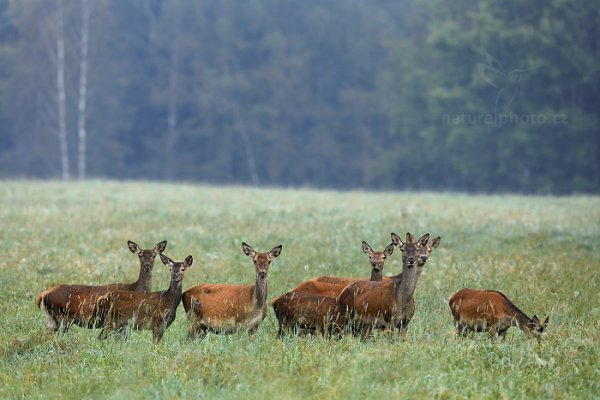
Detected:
left=36, top=234, right=549, bottom=342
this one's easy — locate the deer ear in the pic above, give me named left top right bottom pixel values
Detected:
left=544, top=316, right=550, bottom=325
left=417, top=233, right=430, bottom=245
left=128, top=241, right=141, bottom=255
left=159, top=253, right=173, bottom=266
left=532, top=315, right=539, bottom=324
left=362, top=241, right=373, bottom=255
left=431, top=237, right=441, bottom=248
left=184, top=255, right=193, bottom=267
left=270, top=245, right=283, bottom=258
left=406, top=232, right=415, bottom=243
left=154, top=240, right=167, bottom=254
left=242, top=242, right=255, bottom=257
left=391, top=233, right=404, bottom=247
left=384, top=243, right=394, bottom=256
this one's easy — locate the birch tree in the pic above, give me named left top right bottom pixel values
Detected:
left=55, top=0, right=69, bottom=180
left=76, top=0, right=90, bottom=179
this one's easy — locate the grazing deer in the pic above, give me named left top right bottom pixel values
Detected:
left=35, top=240, right=167, bottom=333
left=309, top=241, right=395, bottom=287
left=449, top=288, right=549, bottom=341
left=182, top=243, right=282, bottom=337
left=384, top=235, right=441, bottom=282
left=338, top=232, right=431, bottom=338
left=96, top=253, right=193, bottom=341
left=272, top=292, right=340, bottom=338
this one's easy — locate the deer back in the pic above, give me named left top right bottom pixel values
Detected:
left=37, top=283, right=134, bottom=327
left=183, top=283, right=256, bottom=323
left=288, top=280, right=349, bottom=298
left=450, top=288, right=520, bottom=326
left=273, top=292, right=340, bottom=333
left=337, top=280, right=398, bottom=323
left=97, top=290, right=168, bottom=330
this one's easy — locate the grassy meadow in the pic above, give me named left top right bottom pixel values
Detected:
left=0, top=181, right=599, bottom=399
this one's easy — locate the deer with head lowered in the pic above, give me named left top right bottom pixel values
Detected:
left=271, top=241, right=394, bottom=337
left=338, top=232, right=434, bottom=338
left=449, top=288, right=549, bottom=341
left=96, top=253, right=192, bottom=341
left=183, top=242, right=282, bottom=337
left=35, top=240, right=167, bottom=333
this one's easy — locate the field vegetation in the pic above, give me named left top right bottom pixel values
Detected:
left=1, top=181, right=598, bottom=399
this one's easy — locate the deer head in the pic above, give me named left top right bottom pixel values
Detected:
left=417, top=235, right=441, bottom=265
left=242, top=242, right=282, bottom=279
left=128, top=240, right=167, bottom=273
left=528, top=315, right=550, bottom=341
left=390, top=232, right=420, bottom=268
left=159, top=253, right=193, bottom=283
left=362, top=241, right=394, bottom=273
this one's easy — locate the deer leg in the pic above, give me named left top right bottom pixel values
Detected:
left=153, top=328, right=164, bottom=342
left=398, top=325, right=409, bottom=340
left=97, top=327, right=110, bottom=340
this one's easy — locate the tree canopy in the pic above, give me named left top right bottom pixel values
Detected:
left=0, top=0, right=598, bottom=194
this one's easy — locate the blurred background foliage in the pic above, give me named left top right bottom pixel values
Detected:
left=0, top=0, right=597, bottom=193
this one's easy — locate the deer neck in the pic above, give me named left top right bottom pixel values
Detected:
left=370, top=268, right=383, bottom=282
left=253, top=275, right=268, bottom=312
left=510, top=308, right=534, bottom=333
left=394, top=261, right=419, bottom=308
left=133, top=263, right=153, bottom=292
left=165, top=278, right=183, bottom=308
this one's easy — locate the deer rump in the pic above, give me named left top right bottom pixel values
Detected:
left=183, top=284, right=262, bottom=333
left=37, top=283, right=132, bottom=329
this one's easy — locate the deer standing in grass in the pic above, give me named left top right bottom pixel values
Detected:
left=35, top=240, right=167, bottom=333
left=449, top=288, right=549, bottom=341
left=338, top=232, right=433, bottom=338
left=96, top=253, right=192, bottom=341
left=183, top=243, right=282, bottom=337
left=271, top=241, right=394, bottom=337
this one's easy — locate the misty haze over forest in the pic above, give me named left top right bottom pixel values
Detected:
left=0, top=0, right=598, bottom=194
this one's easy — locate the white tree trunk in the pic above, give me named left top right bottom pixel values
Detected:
left=77, top=0, right=90, bottom=180
left=165, top=49, right=178, bottom=179
left=56, top=0, right=70, bottom=180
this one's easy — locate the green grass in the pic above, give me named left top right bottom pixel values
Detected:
left=1, top=181, right=599, bottom=399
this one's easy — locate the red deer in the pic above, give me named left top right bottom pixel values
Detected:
left=449, top=288, right=549, bottom=341
left=338, top=232, right=432, bottom=338
left=309, top=241, right=395, bottom=287
left=182, top=243, right=282, bottom=337
left=35, top=240, right=167, bottom=333
left=96, top=253, right=193, bottom=341
left=272, top=292, right=340, bottom=337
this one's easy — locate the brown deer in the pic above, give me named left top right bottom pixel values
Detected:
left=309, top=241, right=395, bottom=287
left=449, top=288, right=549, bottom=341
left=338, top=232, right=431, bottom=338
left=96, top=253, right=192, bottom=341
left=182, top=242, right=282, bottom=337
left=35, top=240, right=167, bottom=333
left=272, top=292, right=340, bottom=337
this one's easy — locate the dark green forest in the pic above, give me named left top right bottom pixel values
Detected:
left=0, top=0, right=598, bottom=193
